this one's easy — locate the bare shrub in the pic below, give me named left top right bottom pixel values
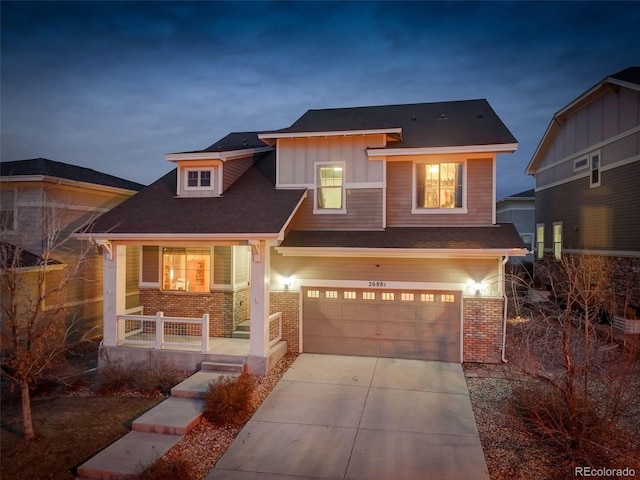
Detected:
left=203, top=372, right=256, bottom=426
left=137, top=457, right=193, bottom=480
left=507, top=255, right=640, bottom=468
left=96, top=359, right=187, bottom=396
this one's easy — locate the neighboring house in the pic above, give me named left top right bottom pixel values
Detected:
left=0, top=158, right=144, bottom=338
left=80, top=99, right=527, bottom=374
left=526, top=66, right=640, bottom=323
left=496, top=189, right=535, bottom=265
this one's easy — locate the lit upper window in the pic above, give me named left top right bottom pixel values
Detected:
left=316, top=164, right=344, bottom=210
left=415, top=163, right=463, bottom=209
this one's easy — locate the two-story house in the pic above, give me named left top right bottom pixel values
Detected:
left=496, top=189, right=535, bottom=266
left=80, top=99, right=527, bottom=374
left=526, top=67, right=640, bottom=329
left=1, top=158, right=144, bottom=339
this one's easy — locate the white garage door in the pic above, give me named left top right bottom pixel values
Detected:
left=302, top=287, right=461, bottom=362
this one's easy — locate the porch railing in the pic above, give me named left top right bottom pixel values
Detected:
left=269, top=311, right=283, bottom=348
left=117, top=311, right=210, bottom=352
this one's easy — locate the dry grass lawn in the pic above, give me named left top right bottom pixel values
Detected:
left=1, top=395, right=162, bottom=480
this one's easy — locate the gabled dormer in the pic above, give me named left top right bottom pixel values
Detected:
left=165, top=132, right=272, bottom=197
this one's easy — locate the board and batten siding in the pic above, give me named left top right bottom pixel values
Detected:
left=537, top=87, right=640, bottom=172
left=288, top=188, right=383, bottom=230
left=536, top=160, right=640, bottom=253
left=276, top=135, right=385, bottom=186
left=386, top=158, right=494, bottom=226
left=271, top=250, right=500, bottom=294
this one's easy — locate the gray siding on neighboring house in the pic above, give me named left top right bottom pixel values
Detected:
left=536, top=160, right=640, bottom=253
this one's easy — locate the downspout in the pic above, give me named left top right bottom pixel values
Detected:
left=501, top=255, right=509, bottom=363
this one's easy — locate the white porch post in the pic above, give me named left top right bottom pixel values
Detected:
left=102, top=243, right=126, bottom=347
left=249, top=240, right=270, bottom=361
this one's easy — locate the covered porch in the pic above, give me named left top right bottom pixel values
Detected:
left=99, top=239, right=286, bottom=374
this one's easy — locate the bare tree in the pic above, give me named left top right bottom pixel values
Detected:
left=1, top=202, right=96, bottom=440
left=507, top=254, right=639, bottom=467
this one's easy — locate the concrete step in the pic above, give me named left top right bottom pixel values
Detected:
left=171, top=371, right=236, bottom=399
left=231, top=330, right=250, bottom=340
left=201, top=360, right=245, bottom=374
left=235, top=320, right=251, bottom=332
left=76, top=430, right=181, bottom=479
left=132, top=397, right=204, bottom=435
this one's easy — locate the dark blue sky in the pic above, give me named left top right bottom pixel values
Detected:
left=2, top=1, right=639, bottom=198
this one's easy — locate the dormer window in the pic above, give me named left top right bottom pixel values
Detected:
left=186, top=169, right=214, bottom=190
left=177, top=165, right=220, bottom=197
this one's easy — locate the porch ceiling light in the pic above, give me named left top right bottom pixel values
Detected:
left=469, top=281, right=484, bottom=295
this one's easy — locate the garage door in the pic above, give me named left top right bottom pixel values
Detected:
left=302, top=287, right=461, bottom=362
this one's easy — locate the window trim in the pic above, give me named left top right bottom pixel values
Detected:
left=411, top=160, right=467, bottom=214
left=184, top=167, right=217, bottom=192
left=553, top=222, right=562, bottom=261
left=589, top=151, right=601, bottom=188
left=573, top=156, right=589, bottom=172
left=536, top=224, right=545, bottom=259
left=160, top=246, right=213, bottom=292
left=313, top=162, right=346, bottom=214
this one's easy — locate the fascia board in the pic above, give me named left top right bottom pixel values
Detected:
left=367, top=143, right=518, bottom=157
left=258, top=128, right=402, bottom=140
left=0, top=175, right=139, bottom=195
left=275, top=246, right=529, bottom=258
left=277, top=190, right=309, bottom=243
left=74, top=232, right=281, bottom=243
left=165, top=146, right=272, bottom=162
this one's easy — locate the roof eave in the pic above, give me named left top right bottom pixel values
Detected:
left=258, top=128, right=403, bottom=140
left=75, top=232, right=282, bottom=244
left=367, top=143, right=518, bottom=157
left=275, top=246, right=529, bottom=258
left=165, top=146, right=272, bottom=163
left=0, top=175, right=141, bottom=194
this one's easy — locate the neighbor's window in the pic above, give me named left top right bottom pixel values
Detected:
left=415, top=162, right=463, bottom=209
left=316, top=164, right=344, bottom=210
left=553, top=223, right=563, bottom=261
left=536, top=224, right=545, bottom=259
left=162, top=247, right=211, bottom=292
left=590, top=151, right=600, bottom=187
left=520, top=233, right=534, bottom=252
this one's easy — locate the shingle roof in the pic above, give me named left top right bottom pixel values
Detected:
left=610, top=66, right=640, bottom=85
left=266, top=99, right=517, bottom=148
left=279, top=224, right=526, bottom=250
left=85, top=152, right=306, bottom=235
left=0, top=158, right=145, bottom=191
left=174, top=132, right=271, bottom=154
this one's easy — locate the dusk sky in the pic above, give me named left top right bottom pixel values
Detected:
left=2, top=1, right=639, bottom=198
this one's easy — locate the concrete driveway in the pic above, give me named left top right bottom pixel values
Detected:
left=206, top=354, right=489, bottom=480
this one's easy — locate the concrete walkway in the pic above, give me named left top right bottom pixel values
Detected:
left=207, top=354, right=490, bottom=480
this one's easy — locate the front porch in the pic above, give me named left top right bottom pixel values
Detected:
left=100, top=240, right=285, bottom=374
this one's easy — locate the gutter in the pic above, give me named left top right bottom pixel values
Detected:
left=501, top=255, right=509, bottom=363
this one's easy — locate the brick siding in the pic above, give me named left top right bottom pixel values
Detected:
left=270, top=291, right=300, bottom=353
left=139, top=286, right=249, bottom=337
left=463, top=296, right=504, bottom=363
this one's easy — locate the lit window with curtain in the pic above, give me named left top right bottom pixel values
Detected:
left=316, top=165, right=344, bottom=210
left=415, top=163, right=463, bottom=209
left=162, top=247, right=211, bottom=292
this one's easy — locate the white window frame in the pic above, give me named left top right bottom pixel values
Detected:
left=313, top=162, right=346, bottom=214
left=411, top=160, right=467, bottom=214
left=553, top=222, right=563, bottom=261
left=589, top=151, right=601, bottom=188
left=184, top=167, right=216, bottom=192
left=536, top=224, right=545, bottom=259
left=573, top=156, right=589, bottom=172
